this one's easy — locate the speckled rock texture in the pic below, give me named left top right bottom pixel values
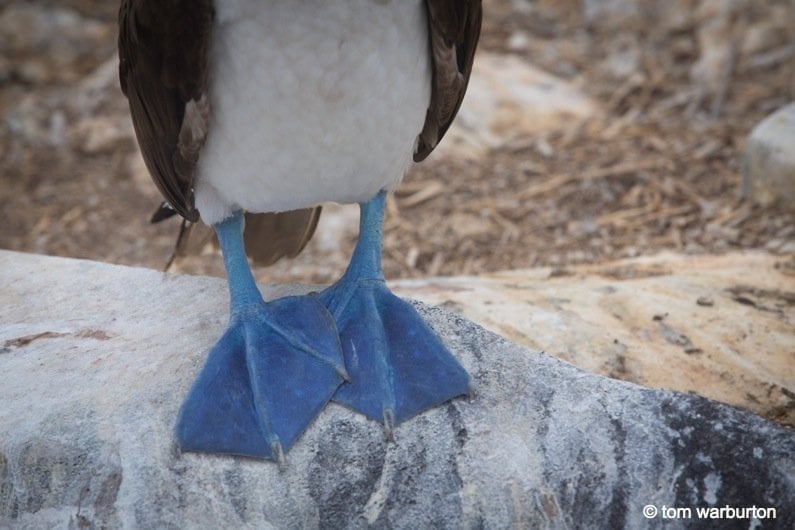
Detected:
left=1, top=251, right=793, bottom=529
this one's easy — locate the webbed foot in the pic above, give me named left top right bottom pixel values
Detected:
left=319, top=191, right=469, bottom=433
left=176, top=213, right=345, bottom=460
left=320, top=278, right=469, bottom=428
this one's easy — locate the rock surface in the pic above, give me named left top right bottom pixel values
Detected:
left=394, top=252, right=795, bottom=427
left=1, top=251, right=794, bottom=529
left=742, top=102, right=795, bottom=209
left=0, top=4, right=113, bottom=84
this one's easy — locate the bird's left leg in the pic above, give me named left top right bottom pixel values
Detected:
left=319, top=191, right=470, bottom=437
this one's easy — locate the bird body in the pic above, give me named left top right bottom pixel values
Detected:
left=195, top=0, right=431, bottom=223
left=119, top=0, right=482, bottom=461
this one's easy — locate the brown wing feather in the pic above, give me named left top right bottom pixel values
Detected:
left=415, top=0, right=482, bottom=162
left=119, top=0, right=213, bottom=222
left=119, top=1, right=322, bottom=267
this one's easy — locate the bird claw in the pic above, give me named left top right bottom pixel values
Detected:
left=383, top=408, right=396, bottom=442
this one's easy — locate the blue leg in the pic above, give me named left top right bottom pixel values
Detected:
left=176, top=212, right=346, bottom=462
left=320, top=191, right=470, bottom=436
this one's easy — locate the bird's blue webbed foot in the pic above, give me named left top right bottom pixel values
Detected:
left=176, top=213, right=346, bottom=461
left=320, top=191, right=470, bottom=435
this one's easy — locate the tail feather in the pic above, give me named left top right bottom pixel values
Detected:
left=154, top=205, right=322, bottom=270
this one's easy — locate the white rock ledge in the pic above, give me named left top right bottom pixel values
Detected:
left=1, top=251, right=793, bottom=529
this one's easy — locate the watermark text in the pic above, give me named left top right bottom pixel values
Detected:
left=642, top=504, right=777, bottom=521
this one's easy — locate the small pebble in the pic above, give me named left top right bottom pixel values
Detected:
left=696, top=296, right=714, bottom=307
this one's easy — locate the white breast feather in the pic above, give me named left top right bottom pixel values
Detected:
left=194, top=0, right=431, bottom=225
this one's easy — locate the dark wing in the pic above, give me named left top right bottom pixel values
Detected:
left=119, top=1, right=322, bottom=266
left=415, top=0, right=482, bottom=162
left=119, top=0, right=213, bottom=222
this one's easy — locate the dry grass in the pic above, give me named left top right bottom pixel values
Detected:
left=1, top=0, right=793, bottom=283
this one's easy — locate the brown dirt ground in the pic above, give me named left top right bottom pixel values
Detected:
left=1, top=0, right=794, bottom=285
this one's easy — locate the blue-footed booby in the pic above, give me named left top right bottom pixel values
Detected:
left=119, top=0, right=482, bottom=462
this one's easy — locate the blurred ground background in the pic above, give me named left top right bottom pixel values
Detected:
left=1, top=0, right=793, bottom=284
